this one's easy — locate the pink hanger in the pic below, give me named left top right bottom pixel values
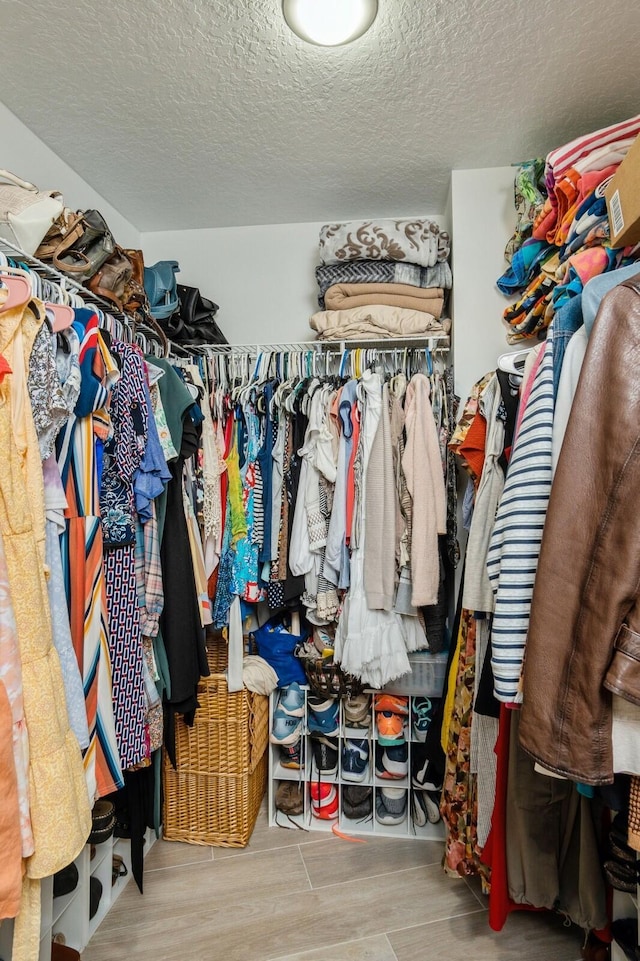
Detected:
left=46, top=302, right=74, bottom=332
left=0, top=269, right=31, bottom=313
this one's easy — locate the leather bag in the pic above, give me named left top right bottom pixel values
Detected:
left=121, top=248, right=149, bottom=314
left=174, top=283, right=227, bottom=345
left=87, top=245, right=134, bottom=310
left=0, top=169, right=64, bottom=255
left=39, top=208, right=116, bottom=283
left=144, top=260, right=180, bottom=319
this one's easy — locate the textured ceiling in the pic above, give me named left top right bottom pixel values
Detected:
left=1, top=0, right=639, bottom=230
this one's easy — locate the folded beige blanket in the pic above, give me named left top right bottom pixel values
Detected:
left=324, top=282, right=444, bottom=317
left=310, top=305, right=450, bottom=341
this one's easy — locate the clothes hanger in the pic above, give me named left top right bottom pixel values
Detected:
left=497, top=347, right=533, bottom=375
left=0, top=266, right=32, bottom=312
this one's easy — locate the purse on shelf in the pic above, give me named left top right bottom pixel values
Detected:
left=173, top=283, right=226, bottom=345
left=0, top=169, right=64, bottom=256
left=121, top=248, right=149, bottom=314
left=38, top=208, right=116, bottom=283
left=144, top=260, right=180, bottom=319
left=87, top=245, right=134, bottom=310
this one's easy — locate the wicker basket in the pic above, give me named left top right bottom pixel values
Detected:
left=162, top=643, right=269, bottom=847
left=296, top=646, right=363, bottom=699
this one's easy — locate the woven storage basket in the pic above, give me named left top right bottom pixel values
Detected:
left=163, top=642, right=269, bottom=847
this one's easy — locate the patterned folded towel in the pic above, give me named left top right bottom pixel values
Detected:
left=315, top=260, right=452, bottom=307
left=309, top=305, right=450, bottom=341
left=324, top=282, right=444, bottom=317
left=319, top=220, right=451, bottom=269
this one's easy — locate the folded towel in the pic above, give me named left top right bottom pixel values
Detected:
left=310, top=305, right=450, bottom=341
left=319, top=220, right=451, bottom=269
left=315, top=260, right=452, bottom=306
left=324, top=282, right=444, bottom=317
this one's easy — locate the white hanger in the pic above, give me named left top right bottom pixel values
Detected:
left=497, top=347, right=534, bottom=375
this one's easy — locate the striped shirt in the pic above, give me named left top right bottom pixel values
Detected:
left=487, top=324, right=555, bottom=703
left=546, top=114, right=640, bottom=183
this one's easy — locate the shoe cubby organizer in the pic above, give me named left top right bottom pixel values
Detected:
left=268, top=689, right=445, bottom=841
left=0, top=830, right=155, bottom=961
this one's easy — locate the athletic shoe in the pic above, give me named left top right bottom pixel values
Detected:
left=310, top=735, right=338, bottom=776
left=310, top=781, right=339, bottom=819
left=270, top=708, right=303, bottom=745
left=341, top=738, right=369, bottom=782
left=375, top=742, right=408, bottom=779
left=374, top=693, right=409, bottom=716
left=344, top=693, right=371, bottom=729
left=279, top=740, right=304, bottom=770
left=375, top=787, right=407, bottom=825
left=411, top=744, right=442, bottom=791
left=411, top=696, right=437, bottom=741
left=376, top=710, right=405, bottom=746
left=411, top=789, right=441, bottom=826
left=278, top=682, right=306, bottom=717
left=307, top=695, right=340, bottom=736
left=342, top=785, right=373, bottom=820
left=275, top=780, right=304, bottom=816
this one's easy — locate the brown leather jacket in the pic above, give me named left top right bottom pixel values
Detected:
left=519, top=276, right=640, bottom=785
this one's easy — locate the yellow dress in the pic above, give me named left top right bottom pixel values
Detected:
left=0, top=298, right=91, bottom=961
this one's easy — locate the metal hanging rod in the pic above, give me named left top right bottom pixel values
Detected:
left=186, top=335, right=450, bottom=356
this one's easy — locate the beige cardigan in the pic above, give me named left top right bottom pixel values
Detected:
left=402, top=374, right=447, bottom=607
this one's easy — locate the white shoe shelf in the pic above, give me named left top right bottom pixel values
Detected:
left=0, top=829, right=155, bottom=961
left=268, top=689, right=445, bottom=842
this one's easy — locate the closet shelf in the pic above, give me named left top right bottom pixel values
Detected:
left=196, top=335, right=450, bottom=354
left=0, top=237, right=165, bottom=354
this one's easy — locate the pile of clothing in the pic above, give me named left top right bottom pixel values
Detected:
left=310, top=219, right=452, bottom=340
left=498, top=115, right=640, bottom=343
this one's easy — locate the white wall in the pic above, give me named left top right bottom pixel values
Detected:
left=450, top=166, right=516, bottom=402
left=0, top=101, right=140, bottom=248
left=142, top=215, right=447, bottom=345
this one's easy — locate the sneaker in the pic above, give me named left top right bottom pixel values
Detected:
left=411, top=744, right=442, bottom=791
left=275, top=780, right=304, bottom=816
left=342, top=785, right=373, bottom=820
left=344, top=693, right=371, bottom=729
left=279, top=740, right=304, bottom=770
left=376, top=710, right=405, bottom=746
left=375, top=787, right=407, bottom=825
left=307, top=695, right=340, bottom=736
left=374, top=694, right=409, bottom=716
left=411, top=789, right=441, bottom=826
left=270, top=708, right=303, bottom=745
left=375, top=743, right=408, bottom=779
left=341, top=739, right=369, bottom=782
left=411, top=696, right=437, bottom=741
left=310, top=781, right=339, bottom=819
left=310, top=735, right=338, bottom=776
left=278, top=682, right=306, bottom=717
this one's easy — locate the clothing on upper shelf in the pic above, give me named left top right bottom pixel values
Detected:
left=318, top=219, right=451, bottom=269
left=310, top=305, right=449, bottom=341
left=496, top=115, right=640, bottom=344
left=315, top=259, right=452, bottom=309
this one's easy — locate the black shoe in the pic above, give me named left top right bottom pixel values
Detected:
left=310, top=735, right=338, bottom=776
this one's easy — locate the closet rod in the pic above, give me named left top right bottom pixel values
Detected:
left=190, top=335, right=450, bottom=355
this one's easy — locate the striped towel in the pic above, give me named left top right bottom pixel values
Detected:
left=486, top=324, right=555, bottom=703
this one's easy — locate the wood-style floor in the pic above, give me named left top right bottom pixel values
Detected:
left=84, top=805, right=583, bottom=961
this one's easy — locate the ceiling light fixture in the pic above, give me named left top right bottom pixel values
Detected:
left=282, top=0, right=378, bottom=47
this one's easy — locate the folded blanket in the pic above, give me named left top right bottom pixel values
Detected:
left=324, top=282, right=444, bottom=317
left=315, top=260, right=452, bottom=306
left=310, top=305, right=450, bottom=341
left=319, top=220, right=451, bottom=269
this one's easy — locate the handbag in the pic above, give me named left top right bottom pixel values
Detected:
left=0, top=169, right=64, bottom=256
left=87, top=245, right=134, bottom=310
left=121, top=248, right=149, bottom=314
left=144, top=260, right=180, bottom=319
left=39, top=208, right=116, bottom=283
left=174, top=284, right=227, bottom=345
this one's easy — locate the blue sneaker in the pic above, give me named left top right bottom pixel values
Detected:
left=411, top=697, right=437, bottom=741
left=341, top=738, right=369, bottom=782
left=278, top=682, right=306, bottom=717
left=270, top=708, right=303, bottom=746
left=307, top=696, right=339, bottom=736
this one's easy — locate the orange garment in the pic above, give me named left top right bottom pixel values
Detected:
left=0, top=679, right=22, bottom=920
left=457, top=410, right=488, bottom=485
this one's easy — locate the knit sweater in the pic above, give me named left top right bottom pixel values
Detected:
left=364, top=382, right=396, bottom=610
left=402, top=374, right=447, bottom=607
